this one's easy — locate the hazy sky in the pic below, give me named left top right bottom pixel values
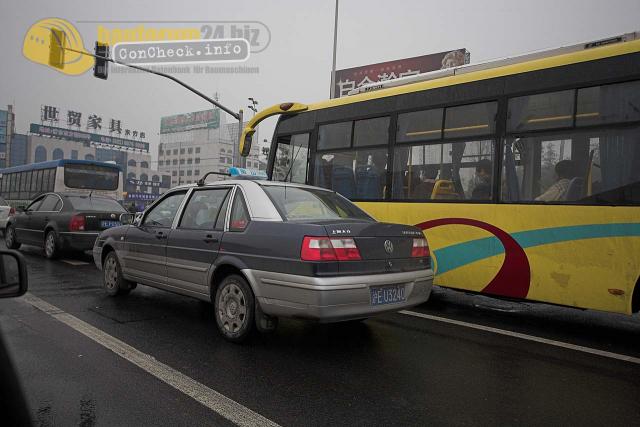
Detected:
left=2, top=0, right=640, bottom=164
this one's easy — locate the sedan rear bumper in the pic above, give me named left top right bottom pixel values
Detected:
left=59, top=231, right=100, bottom=251
left=242, top=268, right=433, bottom=322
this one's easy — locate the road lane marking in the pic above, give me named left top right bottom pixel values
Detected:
left=399, top=310, right=640, bottom=365
left=23, top=293, right=280, bottom=427
left=60, top=259, right=91, bottom=266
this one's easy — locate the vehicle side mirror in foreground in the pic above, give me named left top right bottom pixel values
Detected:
left=0, top=250, right=28, bottom=298
left=134, top=212, right=143, bottom=226
left=119, top=213, right=134, bottom=225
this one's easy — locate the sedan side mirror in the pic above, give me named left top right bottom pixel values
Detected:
left=0, top=250, right=28, bottom=298
left=119, top=213, right=134, bottom=225
left=134, top=212, right=143, bottom=226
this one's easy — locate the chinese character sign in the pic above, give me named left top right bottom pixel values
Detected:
left=332, top=49, right=470, bottom=98
left=41, top=105, right=59, bottom=123
left=67, top=110, right=82, bottom=127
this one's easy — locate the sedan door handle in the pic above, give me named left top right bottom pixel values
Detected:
left=203, top=234, right=219, bottom=244
left=155, top=231, right=167, bottom=240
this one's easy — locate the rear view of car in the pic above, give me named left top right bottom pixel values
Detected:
left=250, top=184, right=433, bottom=323
left=5, top=192, right=126, bottom=259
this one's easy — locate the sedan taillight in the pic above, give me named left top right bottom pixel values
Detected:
left=300, top=236, right=361, bottom=261
left=411, top=237, right=429, bottom=258
left=9, top=207, right=15, bottom=216
left=69, top=214, right=86, bottom=231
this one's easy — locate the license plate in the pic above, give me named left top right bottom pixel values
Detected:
left=101, top=220, right=121, bottom=229
left=370, top=284, right=406, bottom=306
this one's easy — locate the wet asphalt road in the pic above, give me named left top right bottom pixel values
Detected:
left=1, top=243, right=639, bottom=426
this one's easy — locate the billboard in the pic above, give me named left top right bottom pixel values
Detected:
left=29, top=123, right=149, bottom=151
left=332, top=49, right=470, bottom=98
left=160, top=108, right=220, bottom=134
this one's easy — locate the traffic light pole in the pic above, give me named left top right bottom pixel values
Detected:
left=57, top=45, right=246, bottom=169
left=63, top=46, right=243, bottom=121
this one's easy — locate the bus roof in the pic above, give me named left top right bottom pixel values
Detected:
left=0, top=159, right=122, bottom=175
left=306, top=31, right=640, bottom=112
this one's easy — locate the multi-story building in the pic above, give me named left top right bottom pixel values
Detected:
left=158, top=108, right=262, bottom=186
left=1, top=105, right=170, bottom=207
left=0, top=105, right=15, bottom=168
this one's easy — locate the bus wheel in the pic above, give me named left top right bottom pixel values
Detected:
left=4, top=225, right=21, bottom=250
left=44, top=230, right=60, bottom=259
left=103, top=251, right=132, bottom=296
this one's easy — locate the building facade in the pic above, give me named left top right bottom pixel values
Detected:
left=2, top=106, right=170, bottom=207
left=158, top=108, right=262, bottom=186
left=0, top=105, right=15, bottom=168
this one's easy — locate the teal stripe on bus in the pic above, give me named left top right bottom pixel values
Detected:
left=432, top=223, right=640, bottom=275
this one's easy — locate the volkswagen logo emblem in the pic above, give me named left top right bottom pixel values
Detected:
left=110, top=213, right=116, bottom=219
left=384, top=240, right=394, bottom=254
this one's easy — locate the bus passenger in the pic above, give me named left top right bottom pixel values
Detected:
left=411, top=166, right=438, bottom=199
left=471, top=159, right=492, bottom=199
left=535, top=160, right=575, bottom=202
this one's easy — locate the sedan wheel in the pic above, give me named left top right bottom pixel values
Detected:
left=103, top=252, right=132, bottom=296
left=44, top=231, right=59, bottom=259
left=5, top=226, right=20, bottom=250
left=215, top=275, right=255, bottom=343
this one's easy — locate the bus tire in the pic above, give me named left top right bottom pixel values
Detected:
left=44, top=230, right=61, bottom=259
left=4, top=225, right=21, bottom=250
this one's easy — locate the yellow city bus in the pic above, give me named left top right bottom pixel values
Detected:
left=240, top=32, right=640, bottom=315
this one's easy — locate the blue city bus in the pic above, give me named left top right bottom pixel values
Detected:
left=0, top=159, right=123, bottom=207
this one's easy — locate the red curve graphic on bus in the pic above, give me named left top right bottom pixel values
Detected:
left=415, top=218, right=531, bottom=299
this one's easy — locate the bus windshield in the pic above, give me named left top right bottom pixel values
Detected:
left=64, top=164, right=119, bottom=191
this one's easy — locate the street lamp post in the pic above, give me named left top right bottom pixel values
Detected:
left=246, top=98, right=259, bottom=169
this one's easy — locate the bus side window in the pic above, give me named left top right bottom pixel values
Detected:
left=392, top=140, right=494, bottom=201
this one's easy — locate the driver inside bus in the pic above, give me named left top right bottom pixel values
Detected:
left=535, top=159, right=576, bottom=202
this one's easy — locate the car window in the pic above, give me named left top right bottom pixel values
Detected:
left=67, top=196, right=126, bottom=212
left=142, top=191, right=187, bottom=227
left=26, top=197, right=43, bottom=211
left=38, top=195, right=61, bottom=212
left=262, top=185, right=373, bottom=221
left=179, top=188, right=230, bottom=230
left=215, top=191, right=231, bottom=230
left=229, top=191, right=250, bottom=231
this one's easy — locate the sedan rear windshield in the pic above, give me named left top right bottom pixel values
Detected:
left=263, top=186, right=373, bottom=221
left=67, top=196, right=126, bottom=212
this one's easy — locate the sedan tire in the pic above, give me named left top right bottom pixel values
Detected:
left=4, top=225, right=21, bottom=250
left=44, top=230, right=61, bottom=260
left=103, top=251, right=133, bottom=296
left=214, top=274, right=255, bottom=343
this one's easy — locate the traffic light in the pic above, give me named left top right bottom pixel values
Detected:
left=94, top=42, right=109, bottom=80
